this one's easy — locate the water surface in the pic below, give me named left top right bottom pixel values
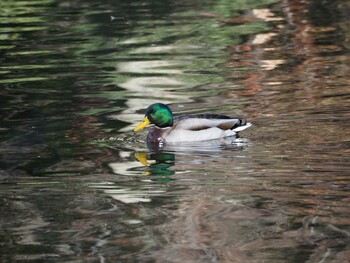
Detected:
left=0, top=0, right=349, bottom=262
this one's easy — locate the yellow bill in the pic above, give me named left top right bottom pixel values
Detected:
left=134, top=116, right=151, bottom=132
left=134, top=152, right=150, bottom=166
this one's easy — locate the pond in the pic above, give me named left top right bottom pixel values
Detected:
left=0, top=0, right=349, bottom=262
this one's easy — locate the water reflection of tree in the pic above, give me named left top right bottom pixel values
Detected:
left=223, top=0, right=349, bottom=119
left=147, top=1, right=350, bottom=262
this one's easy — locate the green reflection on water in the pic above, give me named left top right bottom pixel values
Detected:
left=135, top=151, right=175, bottom=179
left=0, top=0, right=53, bottom=18
left=0, top=26, right=47, bottom=33
left=0, top=17, right=44, bottom=24
left=0, top=77, right=49, bottom=84
left=7, top=50, right=55, bottom=55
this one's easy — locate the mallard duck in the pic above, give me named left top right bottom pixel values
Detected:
left=134, top=103, right=251, bottom=143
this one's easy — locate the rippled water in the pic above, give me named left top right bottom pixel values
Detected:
left=1, top=0, right=350, bottom=262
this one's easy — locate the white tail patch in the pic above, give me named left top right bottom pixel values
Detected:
left=233, top=122, right=252, bottom=133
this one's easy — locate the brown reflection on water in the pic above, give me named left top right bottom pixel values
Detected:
left=141, top=144, right=349, bottom=262
left=139, top=1, right=350, bottom=262
left=223, top=0, right=349, bottom=118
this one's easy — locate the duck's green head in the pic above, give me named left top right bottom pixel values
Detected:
left=134, top=103, right=173, bottom=132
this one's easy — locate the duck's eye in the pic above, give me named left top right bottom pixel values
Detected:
left=149, top=109, right=157, bottom=117
left=147, top=112, right=156, bottom=122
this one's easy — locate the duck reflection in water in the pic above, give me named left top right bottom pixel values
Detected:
left=134, top=135, right=249, bottom=180
left=134, top=151, right=176, bottom=179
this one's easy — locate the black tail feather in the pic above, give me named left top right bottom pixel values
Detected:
left=231, top=118, right=246, bottom=129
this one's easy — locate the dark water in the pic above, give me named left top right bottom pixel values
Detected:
left=1, top=0, right=350, bottom=262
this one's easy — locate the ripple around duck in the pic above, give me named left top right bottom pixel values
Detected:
left=91, top=133, right=250, bottom=153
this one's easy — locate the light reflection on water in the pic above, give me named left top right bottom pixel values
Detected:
left=1, top=0, right=350, bottom=262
